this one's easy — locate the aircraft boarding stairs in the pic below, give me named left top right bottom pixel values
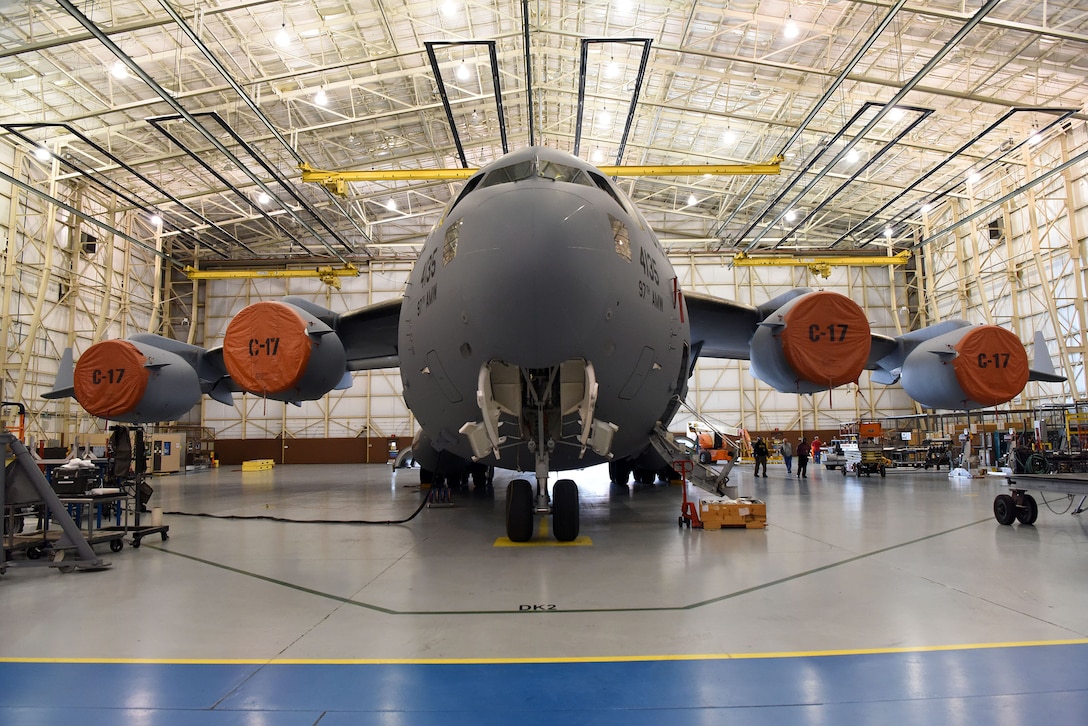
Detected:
left=650, top=423, right=738, bottom=499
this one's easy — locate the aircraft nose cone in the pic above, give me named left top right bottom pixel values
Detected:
left=464, top=185, right=616, bottom=367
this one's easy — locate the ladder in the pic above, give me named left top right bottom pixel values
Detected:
left=651, top=423, right=737, bottom=498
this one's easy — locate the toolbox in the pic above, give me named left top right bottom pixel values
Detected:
left=51, top=468, right=103, bottom=496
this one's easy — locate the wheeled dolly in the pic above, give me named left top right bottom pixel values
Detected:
left=993, top=490, right=1038, bottom=525
left=996, top=473, right=1088, bottom=525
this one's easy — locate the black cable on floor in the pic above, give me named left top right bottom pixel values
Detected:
left=161, top=488, right=432, bottom=525
left=1041, top=493, right=1075, bottom=515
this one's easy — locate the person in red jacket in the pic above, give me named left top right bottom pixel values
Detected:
left=811, top=436, right=822, bottom=464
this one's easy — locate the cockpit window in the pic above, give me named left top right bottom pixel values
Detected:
left=451, top=156, right=613, bottom=211
left=478, top=160, right=535, bottom=189
left=443, top=218, right=462, bottom=265
left=587, top=170, right=628, bottom=211
left=448, top=173, right=483, bottom=212
left=538, top=161, right=595, bottom=188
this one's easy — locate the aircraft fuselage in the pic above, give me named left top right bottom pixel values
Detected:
left=398, top=147, right=689, bottom=473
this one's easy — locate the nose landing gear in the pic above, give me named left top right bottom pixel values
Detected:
left=504, top=478, right=581, bottom=543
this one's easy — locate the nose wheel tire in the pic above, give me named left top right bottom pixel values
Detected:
left=505, top=479, right=534, bottom=542
left=552, top=479, right=580, bottom=542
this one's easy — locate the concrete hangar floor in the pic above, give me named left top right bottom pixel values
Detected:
left=1, top=460, right=1086, bottom=724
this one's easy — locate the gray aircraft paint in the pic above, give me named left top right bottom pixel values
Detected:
left=399, top=147, right=687, bottom=472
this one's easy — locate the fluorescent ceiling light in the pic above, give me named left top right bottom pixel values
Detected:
left=455, top=61, right=470, bottom=81
left=258, top=192, right=271, bottom=205
left=110, top=61, right=128, bottom=80
left=314, top=89, right=328, bottom=106
left=33, top=146, right=51, bottom=161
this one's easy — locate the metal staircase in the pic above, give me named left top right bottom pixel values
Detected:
left=650, top=423, right=737, bottom=498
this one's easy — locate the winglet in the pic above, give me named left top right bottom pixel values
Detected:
left=42, top=348, right=75, bottom=400
left=206, top=379, right=236, bottom=407
left=1029, top=331, right=1065, bottom=382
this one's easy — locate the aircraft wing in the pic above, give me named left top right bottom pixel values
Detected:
left=283, top=296, right=402, bottom=370
left=686, top=287, right=1064, bottom=409
left=685, top=288, right=812, bottom=359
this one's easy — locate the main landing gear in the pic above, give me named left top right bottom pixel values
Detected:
left=505, top=478, right=580, bottom=543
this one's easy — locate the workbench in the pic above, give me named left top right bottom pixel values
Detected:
left=56, top=492, right=129, bottom=552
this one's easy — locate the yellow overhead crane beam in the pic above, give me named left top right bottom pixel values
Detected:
left=184, top=264, right=359, bottom=289
left=732, top=250, right=911, bottom=279
left=299, top=158, right=783, bottom=197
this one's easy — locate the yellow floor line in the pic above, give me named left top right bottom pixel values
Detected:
left=493, top=535, right=593, bottom=547
left=4, top=639, right=1087, bottom=666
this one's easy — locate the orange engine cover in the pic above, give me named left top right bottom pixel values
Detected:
left=222, top=300, right=348, bottom=401
left=72, top=339, right=201, bottom=422
left=900, top=324, right=1029, bottom=409
left=750, top=291, right=872, bottom=394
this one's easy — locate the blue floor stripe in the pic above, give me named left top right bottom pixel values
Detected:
left=2, top=644, right=1086, bottom=724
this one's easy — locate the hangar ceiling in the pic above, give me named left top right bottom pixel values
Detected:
left=1, top=0, right=1085, bottom=266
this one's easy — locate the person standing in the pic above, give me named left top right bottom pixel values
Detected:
left=753, top=437, right=769, bottom=477
left=811, top=436, right=822, bottom=464
left=797, top=437, right=810, bottom=478
left=779, top=438, right=793, bottom=474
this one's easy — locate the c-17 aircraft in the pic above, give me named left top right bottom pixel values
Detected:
left=46, top=146, right=1063, bottom=542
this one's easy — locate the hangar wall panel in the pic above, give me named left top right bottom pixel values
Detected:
left=1, top=150, right=167, bottom=445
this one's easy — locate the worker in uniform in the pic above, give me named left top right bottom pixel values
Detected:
left=752, top=437, right=769, bottom=477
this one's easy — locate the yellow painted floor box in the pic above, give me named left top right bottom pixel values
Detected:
left=699, top=498, right=767, bottom=529
left=242, top=459, right=275, bottom=472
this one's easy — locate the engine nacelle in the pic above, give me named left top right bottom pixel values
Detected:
left=222, top=300, right=348, bottom=401
left=749, top=291, right=872, bottom=394
left=72, top=339, right=202, bottom=422
left=900, top=325, right=1029, bottom=409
